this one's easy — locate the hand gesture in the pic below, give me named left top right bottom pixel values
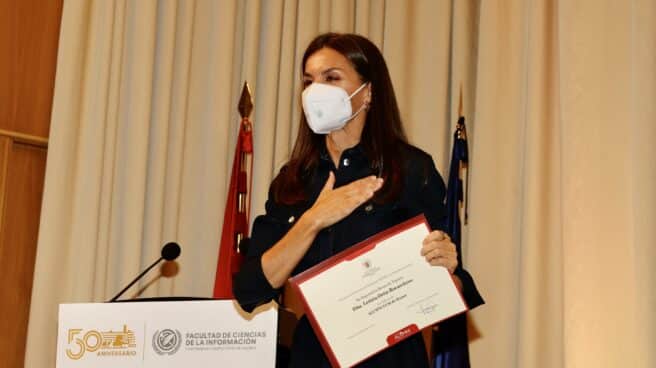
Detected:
left=304, top=172, right=383, bottom=230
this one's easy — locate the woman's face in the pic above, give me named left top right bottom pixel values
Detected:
left=303, top=47, right=370, bottom=111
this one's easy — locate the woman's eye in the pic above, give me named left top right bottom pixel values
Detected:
left=302, top=80, right=312, bottom=88
left=326, top=75, right=340, bottom=82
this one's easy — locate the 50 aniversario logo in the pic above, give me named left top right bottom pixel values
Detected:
left=65, top=325, right=137, bottom=360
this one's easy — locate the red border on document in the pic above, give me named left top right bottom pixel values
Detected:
left=288, top=214, right=469, bottom=368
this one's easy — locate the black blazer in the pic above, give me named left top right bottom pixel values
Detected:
left=234, top=143, right=484, bottom=367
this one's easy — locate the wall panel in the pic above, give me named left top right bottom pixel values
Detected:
left=0, top=0, right=63, bottom=137
left=0, top=141, right=47, bottom=368
left=0, top=0, right=61, bottom=366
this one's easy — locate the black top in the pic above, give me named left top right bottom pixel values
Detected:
left=233, top=143, right=484, bottom=368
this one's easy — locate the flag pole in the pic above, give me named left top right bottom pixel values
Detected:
left=213, top=82, right=254, bottom=298
left=433, top=83, right=471, bottom=368
left=457, top=85, right=469, bottom=225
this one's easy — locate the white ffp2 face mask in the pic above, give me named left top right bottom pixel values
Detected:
left=302, top=82, right=368, bottom=134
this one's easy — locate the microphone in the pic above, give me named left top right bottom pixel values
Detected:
left=161, top=242, right=181, bottom=261
left=108, top=242, right=181, bottom=302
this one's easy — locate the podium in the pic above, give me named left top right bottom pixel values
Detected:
left=56, top=299, right=277, bottom=367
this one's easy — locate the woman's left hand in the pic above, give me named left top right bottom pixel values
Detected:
left=421, top=230, right=458, bottom=274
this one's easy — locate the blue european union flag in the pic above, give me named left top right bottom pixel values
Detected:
left=434, top=116, right=471, bottom=368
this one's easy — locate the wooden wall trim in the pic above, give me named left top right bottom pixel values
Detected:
left=0, top=129, right=48, bottom=148
left=0, top=137, right=9, bottom=245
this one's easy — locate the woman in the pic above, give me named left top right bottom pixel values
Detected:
left=234, top=33, right=484, bottom=367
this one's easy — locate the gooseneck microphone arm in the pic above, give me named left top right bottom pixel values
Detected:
left=108, top=257, right=164, bottom=302
left=108, top=242, right=181, bottom=302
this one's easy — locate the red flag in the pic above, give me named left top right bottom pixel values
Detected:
left=213, top=118, right=253, bottom=298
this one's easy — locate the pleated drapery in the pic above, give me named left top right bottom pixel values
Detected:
left=26, top=1, right=655, bottom=367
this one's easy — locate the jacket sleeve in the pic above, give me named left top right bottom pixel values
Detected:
left=232, top=197, right=289, bottom=313
left=418, top=157, right=485, bottom=310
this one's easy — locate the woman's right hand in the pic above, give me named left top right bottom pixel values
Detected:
left=261, top=172, right=383, bottom=288
left=303, top=171, right=384, bottom=231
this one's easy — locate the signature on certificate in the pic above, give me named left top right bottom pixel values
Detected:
left=417, top=302, right=439, bottom=315
left=407, top=292, right=440, bottom=315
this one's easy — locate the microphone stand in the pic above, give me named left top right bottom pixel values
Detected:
left=108, top=257, right=164, bottom=302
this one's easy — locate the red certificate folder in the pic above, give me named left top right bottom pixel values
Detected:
left=289, top=214, right=468, bottom=368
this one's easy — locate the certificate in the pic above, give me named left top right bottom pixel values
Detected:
left=288, top=215, right=468, bottom=368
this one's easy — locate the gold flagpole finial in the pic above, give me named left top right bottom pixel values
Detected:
left=457, top=84, right=466, bottom=140
left=238, top=82, right=254, bottom=119
left=458, top=83, right=463, bottom=117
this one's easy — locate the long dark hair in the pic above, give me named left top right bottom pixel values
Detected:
left=272, top=33, right=409, bottom=205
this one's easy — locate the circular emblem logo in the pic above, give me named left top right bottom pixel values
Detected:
left=152, top=329, right=182, bottom=356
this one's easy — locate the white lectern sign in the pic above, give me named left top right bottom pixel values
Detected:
left=56, top=300, right=277, bottom=367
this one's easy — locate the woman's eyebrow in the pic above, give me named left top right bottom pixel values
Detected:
left=321, top=67, right=344, bottom=75
left=303, top=67, right=344, bottom=79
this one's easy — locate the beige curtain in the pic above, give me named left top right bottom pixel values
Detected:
left=467, top=1, right=656, bottom=367
left=26, top=0, right=655, bottom=367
